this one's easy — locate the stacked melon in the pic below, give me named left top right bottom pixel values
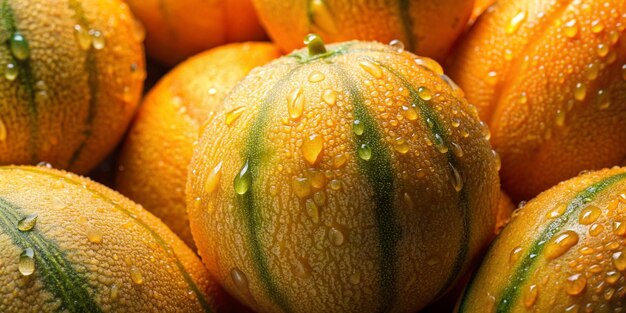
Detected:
left=1, top=0, right=626, bottom=312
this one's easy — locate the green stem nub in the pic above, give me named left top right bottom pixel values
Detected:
left=304, top=33, right=326, bottom=56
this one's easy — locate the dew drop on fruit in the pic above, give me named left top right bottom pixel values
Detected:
left=332, top=153, right=347, bottom=168
left=586, top=62, right=600, bottom=81
left=292, top=177, right=312, bottom=199
left=308, top=71, right=325, bottom=83
left=563, top=19, right=578, bottom=38
left=434, top=133, right=448, bottom=154
left=204, top=161, right=223, bottom=195
left=287, top=87, right=305, bottom=120
left=208, top=87, right=217, bottom=95
left=0, top=117, right=6, bottom=142
left=591, top=19, right=605, bottom=33
left=606, top=271, right=620, bottom=284
left=231, top=267, right=250, bottom=292
left=5, top=62, right=17, bottom=81
left=359, top=60, right=382, bottom=78
left=10, top=32, right=30, bottom=61
left=322, top=89, right=337, bottom=105
left=612, top=251, right=626, bottom=271
left=389, top=39, right=404, bottom=52
left=565, top=273, right=587, bottom=295
left=302, top=134, right=324, bottom=165
left=414, top=57, right=443, bottom=75
left=486, top=71, right=498, bottom=86
left=589, top=223, right=604, bottom=236
left=596, top=89, right=610, bottom=110
left=555, top=109, right=565, bottom=127
left=451, top=118, right=461, bottom=128
left=504, top=49, right=513, bottom=61
left=90, top=29, right=105, bottom=50
left=578, top=205, right=601, bottom=225
left=492, top=150, right=501, bottom=171
left=73, top=24, right=92, bottom=50
left=86, top=227, right=103, bottom=244
left=358, top=143, right=372, bottom=161
left=417, top=86, right=432, bottom=101
left=480, top=121, right=491, bottom=140
left=328, top=226, right=345, bottom=246
left=621, top=64, right=626, bottom=81
left=353, top=120, right=364, bottom=136
left=305, top=199, right=319, bottom=223
left=506, top=10, right=526, bottom=34
left=401, top=106, right=418, bottom=121
left=451, top=142, right=463, bottom=157
left=233, top=161, right=252, bottom=195
left=308, top=170, right=326, bottom=189
left=110, top=284, right=119, bottom=300
left=597, top=43, right=609, bottom=57
left=393, top=137, right=410, bottom=154
left=523, top=284, right=538, bottom=307
left=17, top=214, right=37, bottom=232
left=613, top=221, right=626, bottom=236
left=509, top=246, right=523, bottom=264
left=574, top=82, right=586, bottom=101
left=313, top=191, right=326, bottom=206
left=545, top=230, right=579, bottom=260
left=225, top=106, right=246, bottom=126
left=19, top=248, right=35, bottom=276
left=449, top=163, right=463, bottom=192
left=130, top=266, right=144, bottom=284
left=329, top=179, right=341, bottom=190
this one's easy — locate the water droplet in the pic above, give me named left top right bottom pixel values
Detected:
left=353, top=120, right=364, bottom=135
left=86, top=227, right=103, bottom=243
left=434, top=134, right=448, bottom=153
left=574, top=82, right=586, bottom=101
left=597, top=43, right=609, bottom=57
left=287, top=88, right=305, bottom=120
left=417, top=86, right=432, bottom=101
left=480, top=121, right=491, bottom=140
left=308, top=71, right=325, bottom=83
left=451, top=118, right=461, bottom=128
left=596, top=89, right=610, bottom=110
left=504, top=49, right=514, bottom=60
left=292, top=177, right=312, bottom=199
left=415, top=57, right=443, bottom=75
left=208, top=87, right=217, bottom=95
left=329, top=179, right=341, bottom=190
left=328, top=226, right=345, bottom=246
left=566, top=273, right=587, bottom=295
left=523, top=284, right=538, bottom=307
left=563, top=19, right=578, bottom=38
left=545, top=230, right=579, bottom=260
left=486, top=71, right=498, bottom=85
left=322, top=89, right=337, bottom=105
left=231, top=267, right=250, bottom=292
left=589, top=223, right=604, bottom=236
left=612, top=251, right=626, bottom=271
left=233, top=161, right=252, bottom=195
left=130, top=266, right=144, bottom=284
left=510, top=246, right=523, bottom=264
left=17, top=214, right=37, bottom=232
left=90, top=29, right=105, bottom=50
left=606, top=271, right=620, bottom=284
left=110, top=284, right=119, bottom=300
left=10, top=32, right=30, bottom=61
left=204, top=162, right=223, bottom=194
left=614, top=221, right=626, bottom=236
left=389, top=39, right=404, bottom=52
left=591, top=19, right=604, bottom=33
left=401, top=106, right=418, bottom=121
left=19, top=248, right=35, bottom=276
left=393, top=137, right=410, bottom=154
left=225, top=107, right=246, bottom=126
left=506, top=10, right=527, bottom=34
left=451, top=142, right=464, bottom=157
left=622, top=64, right=626, bottom=81
left=358, top=143, right=372, bottom=161
left=333, top=153, right=347, bottom=168
left=305, top=199, right=320, bottom=223
left=518, top=92, right=528, bottom=104
left=579, top=205, right=601, bottom=225
left=359, top=60, right=382, bottom=78
left=586, top=62, right=599, bottom=80
left=492, top=150, right=501, bottom=171
left=555, top=109, right=565, bottom=127
left=74, top=24, right=91, bottom=50
left=302, top=134, right=324, bottom=165
left=5, top=62, right=17, bottom=81
left=450, top=162, right=463, bottom=192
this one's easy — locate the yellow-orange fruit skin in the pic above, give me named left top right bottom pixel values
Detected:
left=495, top=190, right=515, bottom=236
left=252, top=0, right=475, bottom=61
left=458, top=167, right=626, bottom=313
left=450, top=0, right=626, bottom=202
left=125, top=0, right=267, bottom=66
left=116, top=42, right=280, bottom=249
left=0, top=0, right=144, bottom=174
left=469, top=0, right=496, bottom=25
left=187, top=40, right=500, bottom=313
left=0, top=166, right=223, bottom=312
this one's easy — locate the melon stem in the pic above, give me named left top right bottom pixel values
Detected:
left=304, top=33, right=326, bottom=56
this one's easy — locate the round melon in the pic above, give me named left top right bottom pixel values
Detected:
left=252, top=0, right=475, bottom=61
left=0, top=0, right=145, bottom=174
left=459, top=167, right=626, bottom=312
left=186, top=35, right=500, bottom=312
left=125, top=0, right=267, bottom=66
left=449, top=0, right=626, bottom=201
left=116, top=42, right=281, bottom=249
left=0, top=165, right=225, bottom=312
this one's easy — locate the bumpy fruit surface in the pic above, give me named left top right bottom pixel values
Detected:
left=116, top=42, right=280, bottom=248
left=187, top=36, right=500, bottom=313
left=459, top=167, right=626, bottom=313
left=450, top=0, right=626, bottom=201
